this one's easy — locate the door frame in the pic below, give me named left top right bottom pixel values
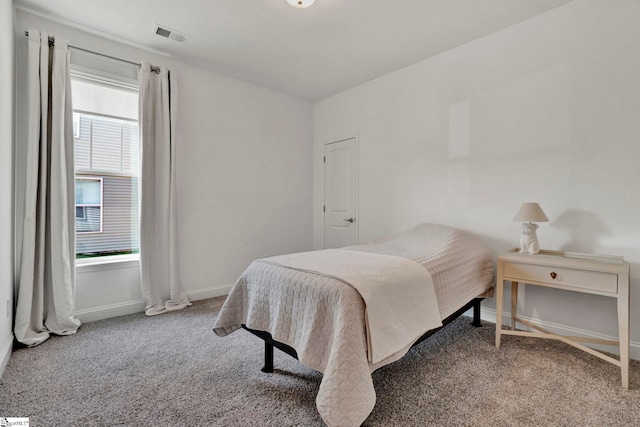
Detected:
left=323, top=133, right=359, bottom=249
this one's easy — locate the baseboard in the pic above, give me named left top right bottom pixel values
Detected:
left=186, top=283, right=233, bottom=301
left=467, top=307, right=640, bottom=361
left=74, top=283, right=233, bottom=323
left=75, top=299, right=147, bottom=323
left=0, top=334, right=13, bottom=379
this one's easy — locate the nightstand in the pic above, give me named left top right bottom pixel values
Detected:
left=495, top=249, right=630, bottom=389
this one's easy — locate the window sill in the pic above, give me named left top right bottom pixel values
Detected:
left=76, top=254, right=139, bottom=273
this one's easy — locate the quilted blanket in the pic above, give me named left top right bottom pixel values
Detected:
left=213, top=223, right=495, bottom=427
left=260, top=249, right=442, bottom=364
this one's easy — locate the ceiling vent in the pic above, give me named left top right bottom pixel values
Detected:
left=153, top=24, right=189, bottom=43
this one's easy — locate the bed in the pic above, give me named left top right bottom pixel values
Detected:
left=213, top=223, right=494, bottom=426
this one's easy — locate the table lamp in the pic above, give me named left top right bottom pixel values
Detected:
left=513, top=202, right=549, bottom=254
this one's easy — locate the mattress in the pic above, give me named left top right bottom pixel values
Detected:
left=213, top=223, right=495, bottom=427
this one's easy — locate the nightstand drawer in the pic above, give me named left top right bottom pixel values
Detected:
left=503, top=263, right=618, bottom=293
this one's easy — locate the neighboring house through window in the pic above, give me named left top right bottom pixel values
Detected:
left=76, top=177, right=102, bottom=232
left=71, top=71, right=140, bottom=260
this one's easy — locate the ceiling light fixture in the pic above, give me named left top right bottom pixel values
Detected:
left=287, top=0, right=315, bottom=8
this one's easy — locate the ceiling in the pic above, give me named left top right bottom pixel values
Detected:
left=14, top=0, right=574, bottom=101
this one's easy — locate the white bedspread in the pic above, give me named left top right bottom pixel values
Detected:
left=261, top=249, right=442, bottom=364
left=213, top=223, right=495, bottom=427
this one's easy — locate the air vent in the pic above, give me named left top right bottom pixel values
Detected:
left=153, top=24, right=189, bottom=44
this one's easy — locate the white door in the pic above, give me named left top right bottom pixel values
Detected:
left=324, top=138, right=357, bottom=248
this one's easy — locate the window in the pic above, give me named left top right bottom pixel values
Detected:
left=72, top=72, right=140, bottom=260
left=75, top=177, right=102, bottom=233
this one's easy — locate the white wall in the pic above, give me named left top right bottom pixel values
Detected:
left=14, top=9, right=314, bottom=321
left=0, top=0, right=15, bottom=376
left=314, top=0, right=640, bottom=357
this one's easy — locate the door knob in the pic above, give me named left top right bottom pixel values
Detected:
left=343, top=218, right=355, bottom=223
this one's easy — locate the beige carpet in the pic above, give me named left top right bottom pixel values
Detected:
left=1, top=296, right=638, bottom=426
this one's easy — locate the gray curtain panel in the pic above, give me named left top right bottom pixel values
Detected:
left=14, top=29, right=81, bottom=346
left=138, top=62, right=191, bottom=316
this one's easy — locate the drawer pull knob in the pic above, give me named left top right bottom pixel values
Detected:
left=550, top=272, right=557, bottom=279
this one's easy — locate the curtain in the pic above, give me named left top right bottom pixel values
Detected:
left=138, top=62, right=191, bottom=315
left=14, top=30, right=81, bottom=346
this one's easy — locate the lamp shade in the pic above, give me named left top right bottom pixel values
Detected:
left=513, top=202, right=549, bottom=223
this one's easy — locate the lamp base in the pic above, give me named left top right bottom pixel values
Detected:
left=519, top=222, right=540, bottom=254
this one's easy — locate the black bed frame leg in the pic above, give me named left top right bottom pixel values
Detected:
left=472, top=298, right=482, bottom=327
left=261, top=341, right=274, bottom=373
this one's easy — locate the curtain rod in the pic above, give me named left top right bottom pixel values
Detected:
left=24, top=31, right=160, bottom=73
